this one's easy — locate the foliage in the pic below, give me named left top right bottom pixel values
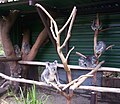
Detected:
left=8, top=85, right=49, bottom=104
left=0, top=42, right=5, bottom=56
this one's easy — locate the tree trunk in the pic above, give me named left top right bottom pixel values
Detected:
left=0, top=10, right=22, bottom=91
left=21, top=27, right=48, bottom=79
left=0, top=10, right=48, bottom=91
left=0, top=10, right=20, bottom=74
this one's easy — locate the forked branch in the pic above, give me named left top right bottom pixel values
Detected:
left=36, top=3, right=77, bottom=83
left=69, top=61, right=104, bottom=91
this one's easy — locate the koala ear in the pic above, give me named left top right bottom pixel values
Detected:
left=46, top=62, right=50, bottom=66
left=54, top=60, right=57, bottom=64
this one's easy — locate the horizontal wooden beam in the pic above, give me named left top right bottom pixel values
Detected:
left=0, top=57, right=21, bottom=62
left=77, top=86, right=120, bottom=94
left=18, top=61, right=120, bottom=72
left=0, top=72, right=120, bottom=94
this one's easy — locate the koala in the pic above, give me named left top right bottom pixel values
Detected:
left=79, top=55, right=97, bottom=68
left=22, top=42, right=30, bottom=54
left=95, top=41, right=106, bottom=55
left=78, top=57, right=88, bottom=68
left=41, top=60, right=60, bottom=85
left=14, top=44, right=21, bottom=57
left=91, top=20, right=102, bottom=31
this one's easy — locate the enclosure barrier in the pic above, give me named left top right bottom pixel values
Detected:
left=0, top=72, right=120, bottom=93
left=18, top=60, right=120, bottom=72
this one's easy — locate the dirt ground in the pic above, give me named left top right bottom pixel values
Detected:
left=0, top=87, right=112, bottom=104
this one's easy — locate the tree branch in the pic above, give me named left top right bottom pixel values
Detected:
left=27, top=28, right=48, bottom=60
left=94, top=13, right=100, bottom=57
left=60, top=7, right=77, bottom=49
left=36, top=3, right=77, bottom=83
left=76, top=52, right=87, bottom=58
left=62, top=75, right=93, bottom=91
left=35, top=3, right=58, bottom=34
left=50, top=20, right=57, bottom=41
left=58, top=7, right=77, bottom=34
left=66, top=46, right=75, bottom=61
left=106, top=44, right=114, bottom=50
left=69, top=61, right=104, bottom=91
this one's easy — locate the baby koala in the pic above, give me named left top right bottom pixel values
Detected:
left=41, top=60, right=60, bottom=85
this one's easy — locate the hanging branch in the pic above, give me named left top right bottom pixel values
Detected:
left=36, top=3, right=77, bottom=83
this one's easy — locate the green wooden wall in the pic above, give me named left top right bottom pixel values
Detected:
left=11, top=13, right=120, bottom=68
left=69, top=14, right=120, bottom=68
left=34, top=13, right=120, bottom=68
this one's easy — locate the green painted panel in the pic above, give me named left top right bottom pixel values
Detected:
left=68, top=14, right=120, bottom=68
left=9, top=11, right=120, bottom=68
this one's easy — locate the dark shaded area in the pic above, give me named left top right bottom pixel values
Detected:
left=101, top=77, right=120, bottom=103
left=0, top=0, right=120, bottom=16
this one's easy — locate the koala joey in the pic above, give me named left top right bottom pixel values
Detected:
left=95, top=41, right=106, bottom=55
left=41, top=60, right=60, bottom=85
left=79, top=55, right=97, bottom=68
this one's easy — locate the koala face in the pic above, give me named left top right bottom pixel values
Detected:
left=79, top=57, right=88, bottom=67
left=46, top=60, right=57, bottom=75
left=95, top=41, right=106, bottom=55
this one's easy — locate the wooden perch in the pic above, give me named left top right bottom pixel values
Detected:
left=1, top=72, right=120, bottom=94
left=77, top=86, right=120, bottom=94
left=69, top=61, right=104, bottom=91
left=0, top=57, right=21, bottom=62
left=0, top=72, right=61, bottom=91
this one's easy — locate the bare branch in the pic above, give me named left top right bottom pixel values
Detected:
left=35, top=3, right=58, bottom=34
left=62, top=75, right=93, bottom=91
left=106, top=44, right=114, bottom=50
left=66, top=46, right=75, bottom=60
left=69, top=61, right=104, bottom=91
left=50, top=20, right=57, bottom=41
left=58, top=7, right=77, bottom=34
left=76, top=52, right=87, bottom=58
left=94, top=13, right=100, bottom=57
left=60, top=8, right=77, bottom=49
left=48, top=82, right=61, bottom=91
left=36, top=3, right=77, bottom=83
left=99, top=27, right=111, bottom=32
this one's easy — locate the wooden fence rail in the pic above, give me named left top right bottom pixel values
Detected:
left=18, top=61, right=120, bottom=72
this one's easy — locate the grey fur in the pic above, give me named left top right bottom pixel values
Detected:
left=95, top=41, right=106, bottom=55
left=41, top=60, right=60, bottom=85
